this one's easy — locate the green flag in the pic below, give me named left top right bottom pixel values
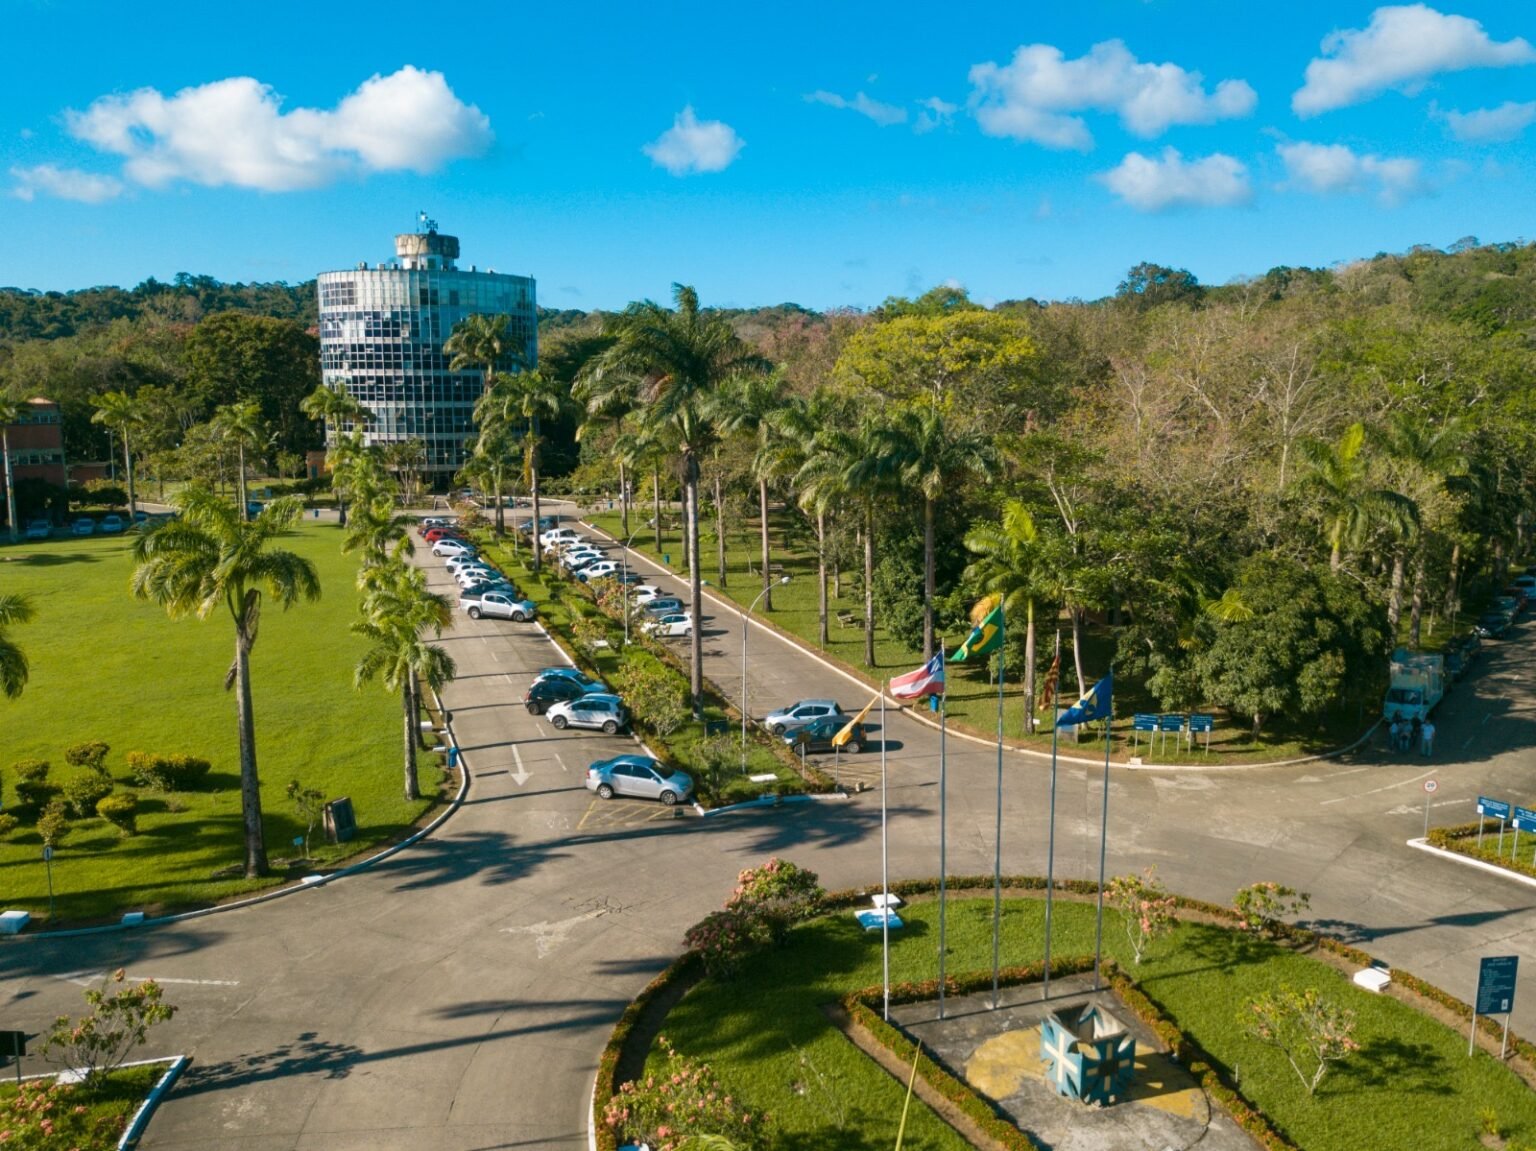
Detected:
left=951, top=603, right=1003, bottom=662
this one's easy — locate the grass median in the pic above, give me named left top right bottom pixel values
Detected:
left=0, top=525, right=441, bottom=923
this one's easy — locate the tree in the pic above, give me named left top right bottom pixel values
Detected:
left=210, top=399, right=270, bottom=520
left=1241, top=984, right=1359, bottom=1096
left=1116, top=262, right=1204, bottom=310
left=285, top=778, right=324, bottom=859
left=578, top=285, right=767, bottom=717
left=354, top=562, right=456, bottom=801
left=1105, top=867, right=1177, bottom=964
left=964, top=500, right=1047, bottom=732
left=444, top=313, right=517, bottom=398
left=478, top=369, right=565, bottom=567
left=0, top=592, right=35, bottom=700
left=183, top=313, right=320, bottom=458
left=717, top=372, right=793, bottom=611
left=131, top=489, right=321, bottom=876
left=0, top=394, right=24, bottom=542
left=42, top=970, right=177, bottom=1088
left=342, top=487, right=415, bottom=575
left=299, top=382, right=368, bottom=449
left=90, top=390, right=144, bottom=517
left=1298, top=423, right=1418, bottom=573
left=835, top=308, right=1036, bottom=412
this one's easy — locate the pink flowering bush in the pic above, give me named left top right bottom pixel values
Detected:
left=42, top=969, right=177, bottom=1087
left=1105, top=868, right=1178, bottom=965
left=725, top=858, right=824, bottom=945
left=1241, top=984, right=1360, bottom=1095
left=602, top=1036, right=769, bottom=1151
left=0, top=1079, right=122, bottom=1150
left=682, top=910, right=759, bottom=979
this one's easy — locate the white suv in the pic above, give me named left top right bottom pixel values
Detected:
left=539, top=527, right=582, bottom=549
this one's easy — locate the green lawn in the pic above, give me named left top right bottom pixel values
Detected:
left=585, top=512, right=1364, bottom=765
left=0, top=1062, right=163, bottom=1148
left=0, top=524, right=440, bottom=922
left=654, top=896, right=1536, bottom=1151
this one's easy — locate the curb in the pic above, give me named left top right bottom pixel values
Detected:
left=580, top=519, right=1380, bottom=775
left=118, top=1055, right=190, bottom=1150
left=5, top=694, right=471, bottom=942
left=699, top=791, right=850, bottom=818
left=1406, top=836, right=1536, bottom=890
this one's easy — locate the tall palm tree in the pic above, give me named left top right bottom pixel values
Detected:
left=882, top=406, right=997, bottom=659
left=211, top=400, right=270, bottom=520
left=354, top=562, right=456, bottom=800
left=769, top=389, right=847, bottom=646
left=479, top=370, right=565, bottom=570
left=91, top=390, right=144, bottom=518
left=131, top=489, right=321, bottom=877
left=1298, top=422, right=1417, bottom=573
left=445, top=313, right=517, bottom=398
left=466, top=397, right=517, bottom=537
left=0, top=592, right=36, bottom=699
left=717, top=372, right=793, bottom=610
left=964, top=499, right=1046, bottom=732
left=578, top=285, right=767, bottom=717
left=0, top=395, right=23, bottom=544
left=343, top=487, right=415, bottom=574
left=299, top=383, right=369, bottom=450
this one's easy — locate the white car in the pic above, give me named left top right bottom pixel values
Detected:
left=576, top=561, right=620, bottom=582
left=545, top=694, right=630, bottom=734
left=539, top=527, right=582, bottom=549
left=459, top=590, right=537, bottom=622
left=561, top=549, right=605, bottom=571
left=445, top=553, right=487, bottom=574
left=432, top=538, right=476, bottom=558
left=454, top=565, right=501, bottom=586
left=631, top=584, right=664, bottom=603
left=642, top=611, right=693, bottom=638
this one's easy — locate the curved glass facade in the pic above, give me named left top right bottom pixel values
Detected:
left=316, top=239, right=536, bottom=476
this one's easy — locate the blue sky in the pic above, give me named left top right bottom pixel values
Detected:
left=6, top=1, right=1534, bottom=310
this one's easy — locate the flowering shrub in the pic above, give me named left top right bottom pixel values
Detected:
left=1240, top=984, right=1359, bottom=1095
left=683, top=910, right=760, bottom=979
left=1105, top=867, right=1178, bottom=964
left=602, top=1036, right=769, bottom=1151
left=0, top=1079, right=122, bottom=1150
left=42, top=969, right=177, bottom=1087
left=1232, top=882, right=1310, bottom=936
left=725, top=858, right=824, bottom=945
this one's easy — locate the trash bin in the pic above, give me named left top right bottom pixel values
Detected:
left=447, top=746, right=459, bottom=769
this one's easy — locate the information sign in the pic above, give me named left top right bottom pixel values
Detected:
left=1188, top=714, right=1214, bottom=733
left=1132, top=714, right=1160, bottom=732
left=1477, top=797, right=1511, bottom=820
left=1515, top=807, right=1536, bottom=833
left=1476, top=955, right=1519, bottom=1016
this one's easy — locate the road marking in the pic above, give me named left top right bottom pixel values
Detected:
left=56, top=971, right=240, bottom=987
left=1387, top=798, right=1466, bottom=816
left=554, top=753, right=569, bottom=773
left=1320, top=767, right=1437, bottom=805
left=501, top=907, right=609, bottom=958
left=510, top=745, right=531, bottom=786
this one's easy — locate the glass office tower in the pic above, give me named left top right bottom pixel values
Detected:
left=316, top=225, right=537, bottom=478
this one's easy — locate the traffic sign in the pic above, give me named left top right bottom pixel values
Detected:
left=1424, top=779, right=1439, bottom=794
left=1477, top=797, right=1511, bottom=820
left=1476, top=955, right=1519, bottom=1015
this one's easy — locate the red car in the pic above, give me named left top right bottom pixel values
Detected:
left=423, top=527, right=467, bottom=543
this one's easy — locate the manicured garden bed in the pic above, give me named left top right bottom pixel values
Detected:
left=1428, top=821, right=1536, bottom=881
left=0, top=1062, right=164, bottom=1149
left=0, top=525, right=442, bottom=923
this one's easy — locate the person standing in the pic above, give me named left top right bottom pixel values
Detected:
left=1410, top=716, right=1423, bottom=754
left=1422, top=718, right=1436, bottom=756
left=1388, top=716, right=1402, bottom=753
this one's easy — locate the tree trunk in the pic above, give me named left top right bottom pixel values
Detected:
left=685, top=454, right=704, bottom=720
left=816, top=507, right=828, bottom=648
left=236, top=443, right=249, bottom=521
left=922, top=496, right=936, bottom=660
left=1445, top=541, right=1462, bottom=619
left=863, top=504, right=876, bottom=667
left=1409, top=557, right=1425, bottom=648
left=233, top=627, right=269, bottom=878
left=653, top=466, right=662, bottom=552
left=1023, top=598, right=1037, bottom=735
left=2, top=429, right=17, bottom=544
left=1069, top=607, right=1086, bottom=698
left=529, top=417, right=543, bottom=575
left=123, top=430, right=137, bottom=519
left=714, top=472, right=727, bottom=588
left=760, top=478, right=773, bottom=610
left=402, top=681, right=420, bottom=801
left=1387, top=549, right=1405, bottom=636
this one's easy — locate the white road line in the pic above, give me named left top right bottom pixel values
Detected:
left=1320, top=767, right=1438, bottom=805
left=56, top=971, right=240, bottom=987
left=511, top=745, right=531, bottom=786
left=554, top=753, right=569, bottom=773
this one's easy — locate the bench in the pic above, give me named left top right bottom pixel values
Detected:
left=836, top=610, right=863, bottom=630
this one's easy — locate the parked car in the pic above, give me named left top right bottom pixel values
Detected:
left=1514, top=574, right=1536, bottom=594
left=546, top=694, right=630, bottom=734
left=520, top=515, right=560, bottom=537
left=454, top=564, right=501, bottom=585
left=1491, top=596, right=1520, bottom=621
left=539, top=527, right=582, bottom=549
left=533, top=667, right=609, bottom=694
left=459, top=578, right=520, bottom=600
left=431, top=538, right=476, bottom=558
left=99, top=514, right=125, bottom=534
left=641, top=596, right=684, bottom=617
left=525, top=677, right=588, bottom=714
left=561, top=549, right=606, bottom=571
left=763, top=698, right=845, bottom=737
left=1475, top=612, right=1510, bottom=638
left=23, top=519, right=51, bottom=540
left=444, top=553, right=488, bottom=574
left=423, top=527, right=466, bottom=543
left=71, top=517, right=95, bottom=536
left=1500, top=587, right=1528, bottom=613
left=642, top=611, right=693, bottom=638
left=576, top=560, right=621, bottom=582
left=631, top=584, right=665, bottom=603
left=785, top=713, right=868, bottom=753
left=459, top=590, right=537, bottom=622
left=421, top=517, right=457, bottom=529
left=585, top=754, right=693, bottom=806
left=613, top=570, right=642, bottom=586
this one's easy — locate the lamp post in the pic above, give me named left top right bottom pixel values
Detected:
left=620, top=526, right=643, bottom=645
left=742, top=576, right=792, bottom=773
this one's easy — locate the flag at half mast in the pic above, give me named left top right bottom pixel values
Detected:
left=889, top=652, right=945, bottom=700
left=951, top=602, right=1003, bottom=663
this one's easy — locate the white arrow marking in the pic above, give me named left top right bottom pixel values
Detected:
left=510, top=745, right=530, bottom=786
left=56, top=970, right=239, bottom=987
left=501, top=907, right=608, bottom=957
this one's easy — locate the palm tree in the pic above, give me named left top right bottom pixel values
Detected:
left=578, top=285, right=767, bottom=717
left=882, top=406, right=997, bottom=659
left=342, top=488, right=415, bottom=574
left=769, top=389, right=847, bottom=646
left=0, top=395, right=23, bottom=544
left=466, top=397, right=517, bottom=537
left=479, top=370, right=565, bottom=570
left=0, top=592, right=36, bottom=699
left=1298, top=423, right=1417, bottom=573
left=445, top=313, right=517, bottom=398
left=299, top=383, right=369, bottom=449
left=131, top=489, right=320, bottom=876
left=717, top=372, right=794, bottom=610
left=211, top=400, right=270, bottom=520
left=964, top=500, right=1046, bottom=732
left=90, top=391, right=144, bottom=518
left=354, top=563, right=456, bottom=801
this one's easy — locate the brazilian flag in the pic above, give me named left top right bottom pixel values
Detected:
left=951, top=603, right=1003, bottom=662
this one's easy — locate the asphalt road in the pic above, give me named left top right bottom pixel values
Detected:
left=2, top=508, right=1532, bottom=1148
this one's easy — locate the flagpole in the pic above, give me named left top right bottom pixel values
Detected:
left=991, top=605, right=1005, bottom=1009
left=1093, top=670, right=1114, bottom=990
left=938, top=653, right=948, bottom=1021
left=1043, top=630, right=1060, bottom=1001
left=881, top=689, right=890, bottom=1022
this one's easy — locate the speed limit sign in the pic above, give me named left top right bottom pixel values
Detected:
left=1424, top=779, right=1439, bottom=794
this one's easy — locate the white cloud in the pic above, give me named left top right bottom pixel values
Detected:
left=1277, top=141, right=1424, bottom=203
left=1099, top=148, right=1251, bottom=211
left=805, top=90, right=908, bottom=127
left=59, top=66, right=490, bottom=192
left=915, top=97, right=958, bottom=134
left=968, top=39, right=1256, bottom=150
left=1440, top=99, right=1536, bottom=142
left=10, top=164, right=123, bottom=203
left=643, top=106, right=744, bottom=175
left=1294, top=4, right=1536, bottom=116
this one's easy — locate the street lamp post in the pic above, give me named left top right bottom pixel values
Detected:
left=620, top=526, right=643, bottom=645
left=742, top=576, right=792, bottom=773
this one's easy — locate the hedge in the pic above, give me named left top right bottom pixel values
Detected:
left=1428, top=821, right=1536, bottom=883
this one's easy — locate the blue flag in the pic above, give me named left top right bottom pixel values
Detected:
left=1058, top=672, right=1112, bottom=727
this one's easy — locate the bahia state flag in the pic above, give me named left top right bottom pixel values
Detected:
left=889, top=652, right=946, bottom=700
left=1058, top=672, right=1113, bottom=727
left=951, top=603, right=1003, bottom=663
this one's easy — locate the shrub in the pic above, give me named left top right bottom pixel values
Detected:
left=602, top=1035, right=769, bottom=1151
left=726, top=858, right=824, bottom=944
left=12, top=758, right=50, bottom=783
left=42, top=969, right=177, bottom=1087
left=286, top=779, right=324, bottom=858
left=683, top=909, right=760, bottom=979
left=96, top=792, right=139, bottom=836
left=1240, top=983, right=1359, bottom=1095
left=614, top=653, right=689, bottom=737
left=63, top=773, right=115, bottom=819
left=36, top=800, right=70, bottom=848
left=126, top=751, right=212, bottom=792
left=64, top=740, right=112, bottom=776
left=0, top=813, right=17, bottom=837
left=1105, top=867, right=1178, bottom=964
left=1233, top=882, right=1311, bottom=936
left=12, top=779, right=57, bottom=813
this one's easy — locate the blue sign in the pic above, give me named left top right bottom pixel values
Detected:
left=1189, top=714, right=1214, bottom=734
left=1476, top=955, right=1519, bottom=1016
left=1515, top=807, right=1536, bottom=833
left=1478, top=797, right=1511, bottom=820
left=1132, top=714, right=1160, bottom=732
left=1159, top=714, right=1185, bottom=732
